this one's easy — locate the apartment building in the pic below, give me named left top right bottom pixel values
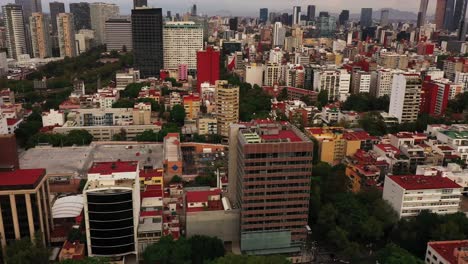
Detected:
left=0, top=169, right=53, bottom=252
left=29, top=13, right=51, bottom=58
left=383, top=175, right=462, bottom=218
left=388, top=74, right=422, bottom=123
left=84, top=161, right=140, bottom=258
left=57, top=13, right=76, bottom=57
left=215, top=81, right=239, bottom=137
left=228, top=120, right=313, bottom=255
left=163, top=22, right=203, bottom=71
left=426, top=240, right=468, bottom=264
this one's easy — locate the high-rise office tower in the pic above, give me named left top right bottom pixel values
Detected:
left=0, top=169, right=53, bottom=246
left=228, top=120, right=313, bottom=255
left=381, top=9, right=389, bottom=26
left=70, top=2, right=91, bottom=31
left=229, top=17, right=238, bottom=31
left=444, top=0, right=455, bottom=30
left=90, top=3, right=119, bottom=45
left=2, top=4, right=27, bottom=60
left=259, top=8, right=268, bottom=23
left=29, top=13, right=51, bottom=58
left=389, top=73, right=422, bottom=123
left=105, top=16, right=132, bottom=51
left=196, top=46, right=220, bottom=92
left=360, top=8, right=373, bottom=28
left=84, top=161, right=140, bottom=258
left=454, top=0, right=466, bottom=30
left=457, top=0, right=468, bottom=40
left=293, top=6, right=301, bottom=25
left=14, top=0, right=41, bottom=23
left=307, top=5, right=316, bottom=21
left=273, top=22, right=286, bottom=47
left=417, top=0, right=429, bottom=27
left=339, top=10, right=350, bottom=25
left=57, top=13, right=76, bottom=58
left=435, top=0, right=447, bottom=30
left=132, top=8, right=163, bottom=78
left=191, top=4, right=197, bottom=16
left=215, top=80, right=239, bottom=138
left=49, top=2, right=65, bottom=35
left=133, top=0, right=147, bottom=8
left=163, top=22, right=203, bottom=71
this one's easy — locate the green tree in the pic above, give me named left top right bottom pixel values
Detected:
left=188, top=235, right=225, bottom=264
left=376, top=244, right=423, bottom=264
left=358, top=111, right=388, bottom=136
left=317, top=90, right=328, bottom=109
left=143, top=236, right=191, bottom=264
left=121, top=82, right=149, bottom=98
left=170, top=175, right=183, bottom=183
left=171, top=105, right=186, bottom=126
left=112, top=98, right=135, bottom=108
left=5, top=234, right=49, bottom=264
left=276, top=87, right=288, bottom=101
left=60, top=257, right=110, bottom=264
left=64, top=130, right=94, bottom=145
left=136, top=130, right=159, bottom=142
left=209, top=254, right=290, bottom=264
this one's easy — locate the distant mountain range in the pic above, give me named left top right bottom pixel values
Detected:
left=213, top=8, right=428, bottom=22
left=349, top=8, right=418, bottom=22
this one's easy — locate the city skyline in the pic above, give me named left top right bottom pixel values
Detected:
left=3, top=0, right=444, bottom=16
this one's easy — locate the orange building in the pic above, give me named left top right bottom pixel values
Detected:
left=183, top=94, right=200, bottom=120
left=163, top=133, right=183, bottom=182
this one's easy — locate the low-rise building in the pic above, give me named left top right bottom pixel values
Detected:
left=426, top=240, right=468, bottom=264
left=42, top=109, right=65, bottom=127
left=54, top=123, right=161, bottom=141
left=58, top=241, right=85, bottom=261
left=0, top=88, right=15, bottom=105
left=197, top=116, right=217, bottom=135
left=383, top=175, right=462, bottom=218
left=185, top=188, right=240, bottom=243
left=183, top=94, right=200, bottom=121
left=116, top=68, right=140, bottom=90
left=163, top=133, right=183, bottom=182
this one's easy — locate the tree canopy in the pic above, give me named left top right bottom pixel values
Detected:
left=208, top=255, right=290, bottom=264
left=342, top=93, right=389, bottom=112
left=5, top=235, right=49, bottom=264
left=376, top=244, right=424, bottom=264
left=27, top=130, right=93, bottom=149
left=171, top=105, right=186, bottom=126
left=143, top=235, right=224, bottom=264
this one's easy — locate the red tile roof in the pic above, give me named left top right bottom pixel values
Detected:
left=429, top=240, right=468, bottom=264
left=343, top=131, right=376, bottom=141
left=0, top=169, right=46, bottom=187
left=388, top=175, right=462, bottom=190
left=6, top=118, right=20, bottom=126
left=140, top=210, right=163, bottom=217
left=186, top=189, right=221, bottom=203
left=88, top=161, right=138, bottom=174
left=139, top=169, right=163, bottom=178
left=260, top=130, right=303, bottom=142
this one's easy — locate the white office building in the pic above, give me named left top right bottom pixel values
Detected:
left=84, top=161, right=140, bottom=259
left=383, top=175, right=462, bottom=218
left=90, top=2, right=119, bottom=45
left=388, top=73, right=421, bottom=123
left=163, top=21, right=203, bottom=71
left=105, top=16, right=132, bottom=51
left=3, top=4, right=27, bottom=59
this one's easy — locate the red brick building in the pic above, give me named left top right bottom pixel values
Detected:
left=196, top=46, right=220, bottom=93
left=228, top=120, right=313, bottom=254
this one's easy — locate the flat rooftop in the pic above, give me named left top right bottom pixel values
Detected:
left=0, top=169, right=45, bottom=190
left=428, top=240, right=468, bottom=264
left=20, top=143, right=164, bottom=178
left=388, top=175, right=462, bottom=190
left=88, top=161, right=138, bottom=174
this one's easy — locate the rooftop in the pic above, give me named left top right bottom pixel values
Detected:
left=388, top=175, right=461, bottom=190
left=186, top=189, right=221, bottom=203
left=0, top=169, right=45, bottom=189
left=428, top=240, right=468, bottom=264
left=260, top=130, right=303, bottom=142
left=88, top=161, right=138, bottom=175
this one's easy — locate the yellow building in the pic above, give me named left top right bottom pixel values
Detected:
left=57, top=13, right=76, bottom=57
left=183, top=94, right=201, bottom=120
left=29, top=13, right=51, bottom=58
left=133, top=102, right=152, bottom=125
left=305, top=127, right=370, bottom=165
left=215, top=81, right=239, bottom=137
left=139, top=168, right=164, bottom=190
left=345, top=164, right=380, bottom=193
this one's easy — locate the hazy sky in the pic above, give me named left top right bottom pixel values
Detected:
left=5, top=0, right=438, bottom=16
